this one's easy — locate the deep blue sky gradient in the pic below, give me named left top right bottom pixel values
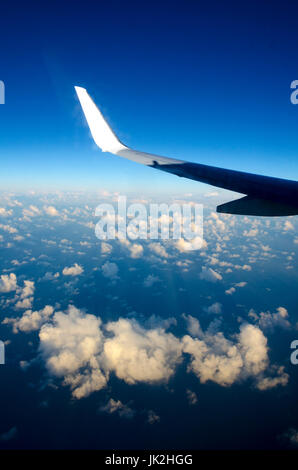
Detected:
left=1, top=0, right=298, bottom=191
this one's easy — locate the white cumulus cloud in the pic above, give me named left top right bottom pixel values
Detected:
left=3, top=305, right=54, bottom=333
left=102, top=261, right=119, bottom=280
left=199, top=267, right=222, bottom=283
left=104, top=318, right=182, bottom=385
left=39, top=305, right=107, bottom=399
left=62, top=263, right=83, bottom=276
left=182, top=317, right=286, bottom=389
left=0, top=273, right=17, bottom=293
left=44, top=206, right=59, bottom=216
left=248, top=307, right=291, bottom=331
left=99, top=398, right=135, bottom=419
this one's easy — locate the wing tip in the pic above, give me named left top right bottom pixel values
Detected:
left=74, top=85, right=127, bottom=154
left=74, top=85, right=86, bottom=94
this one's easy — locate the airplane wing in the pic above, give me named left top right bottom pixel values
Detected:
left=75, top=86, right=298, bottom=216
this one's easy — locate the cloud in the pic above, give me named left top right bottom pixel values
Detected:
left=283, top=428, right=298, bottom=446
left=225, top=282, right=247, bottom=295
left=14, top=280, right=35, bottom=309
left=225, top=287, right=236, bottom=295
left=3, top=305, right=54, bottom=333
left=43, top=205, right=59, bottom=216
left=104, top=318, right=182, bottom=384
left=225, top=281, right=247, bottom=295
left=119, top=239, right=144, bottom=258
left=129, top=243, right=143, bottom=258
left=237, top=264, right=252, bottom=271
left=102, top=261, right=119, bottom=280
left=182, top=318, right=286, bottom=389
left=36, top=307, right=182, bottom=398
left=0, top=208, right=12, bottom=217
left=284, top=220, right=294, bottom=231
left=199, top=267, right=222, bottom=283
left=144, top=274, right=159, bottom=288
left=0, top=273, right=17, bottom=293
left=6, top=298, right=288, bottom=400
left=15, top=297, right=34, bottom=309
left=19, top=280, right=34, bottom=299
left=204, top=302, right=222, bottom=314
left=147, top=410, right=160, bottom=424
left=256, top=366, right=289, bottom=390
left=62, top=263, right=83, bottom=276
left=13, top=235, right=24, bottom=242
left=101, top=242, right=113, bottom=254
left=243, top=229, right=258, bottom=237
left=99, top=398, right=135, bottom=419
left=248, top=307, right=291, bottom=331
left=39, top=306, right=107, bottom=399
left=148, top=243, right=169, bottom=258
left=235, top=282, right=247, bottom=288
left=22, top=205, right=40, bottom=218
left=184, top=314, right=202, bottom=337
left=0, top=224, right=17, bottom=233
left=145, top=315, right=177, bottom=330
left=175, top=237, right=206, bottom=252
left=186, top=389, right=198, bottom=405
left=210, top=212, right=226, bottom=231
left=42, top=272, right=60, bottom=281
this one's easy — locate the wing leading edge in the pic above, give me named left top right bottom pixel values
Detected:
left=75, top=86, right=298, bottom=216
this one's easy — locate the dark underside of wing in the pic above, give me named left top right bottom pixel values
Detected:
left=216, top=196, right=298, bottom=216
left=147, top=160, right=298, bottom=216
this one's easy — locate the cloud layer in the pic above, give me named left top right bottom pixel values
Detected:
left=3, top=304, right=287, bottom=400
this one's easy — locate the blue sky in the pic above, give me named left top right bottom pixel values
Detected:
left=1, top=0, right=298, bottom=191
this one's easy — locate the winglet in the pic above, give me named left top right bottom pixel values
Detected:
left=74, top=86, right=126, bottom=154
